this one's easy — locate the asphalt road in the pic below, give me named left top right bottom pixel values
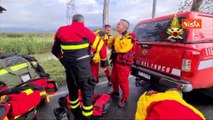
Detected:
left=37, top=76, right=213, bottom=120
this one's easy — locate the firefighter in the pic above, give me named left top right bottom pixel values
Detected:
left=93, top=25, right=112, bottom=86
left=135, top=89, right=205, bottom=120
left=102, top=24, right=112, bottom=43
left=107, top=19, right=135, bottom=107
left=95, top=25, right=112, bottom=44
left=91, top=30, right=109, bottom=84
left=52, top=14, right=99, bottom=120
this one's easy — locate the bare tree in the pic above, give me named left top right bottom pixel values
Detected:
left=178, top=0, right=193, bottom=13
left=103, top=0, right=109, bottom=27
left=191, top=0, right=203, bottom=11
left=199, top=0, right=213, bottom=14
left=178, top=0, right=213, bottom=14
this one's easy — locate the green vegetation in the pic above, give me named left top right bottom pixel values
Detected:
left=32, top=53, right=66, bottom=86
left=0, top=33, right=112, bottom=86
left=0, top=31, right=118, bottom=54
left=40, top=59, right=66, bottom=86
left=32, top=53, right=111, bottom=86
left=0, top=33, right=54, bottom=54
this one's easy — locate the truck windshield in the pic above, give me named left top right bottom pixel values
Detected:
left=133, top=17, right=186, bottom=42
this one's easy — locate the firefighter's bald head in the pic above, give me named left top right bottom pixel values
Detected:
left=120, top=19, right=130, bottom=30
left=116, top=19, right=130, bottom=34
left=72, top=14, right=85, bottom=23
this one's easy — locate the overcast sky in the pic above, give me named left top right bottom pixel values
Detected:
left=0, top=0, right=180, bottom=32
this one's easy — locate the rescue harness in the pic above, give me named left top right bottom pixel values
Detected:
left=111, top=33, right=135, bottom=66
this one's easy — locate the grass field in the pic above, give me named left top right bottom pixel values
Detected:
left=31, top=53, right=65, bottom=86
left=0, top=33, right=54, bottom=54
left=40, top=59, right=66, bottom=86
left=1, top=32, right=112, bottom=86
left=32, top=53, right=111, bottom=86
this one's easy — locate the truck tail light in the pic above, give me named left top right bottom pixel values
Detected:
left=181, top=50, right=200, bottom=77
left=182, top=59, right=192, bottom=72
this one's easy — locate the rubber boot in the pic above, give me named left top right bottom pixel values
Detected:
left=82, top=115, right=96, bottom=120
left=59, top=97, right=68, bottom=109
left=54, top=107, right=66, bottom=120
left=71, top=107, right=83, bottom=120
left=53, top=97, right=68, bottom=120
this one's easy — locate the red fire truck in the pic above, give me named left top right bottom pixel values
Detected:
left=132, top=11, right=213, bottom=95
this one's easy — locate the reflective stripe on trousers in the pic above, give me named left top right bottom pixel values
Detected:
left=82, top=105, right=93, bottom=117
left=70, top=98, right=80, bottom=109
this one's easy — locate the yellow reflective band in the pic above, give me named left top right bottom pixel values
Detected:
left=0, top=69, right=8, bottom=75
left=83, top=105, right=93, bottom=110
left=97, top=40, right=104, bottom=53
left=14, top=115, right=20, bottom=119
left=0, top=95, right=6, bottom=102
left=61, top=43, right=89, bottom=50
left=82, top=110, right=93, bottom=117
left=23, top=89, right=33, bottom=95
left=31, top=61, right=37, bottom=66
left=70, top=98, right=79, bottom=104
left=0, top=63, right=29, bottom=76
left=40, top=91, right=47, bottom=96
left=92, top=36, right=100, bottom=49
left=94, top=30, right=101, bottom=35
left=94, top=30, right=100, bottom=34
left=46, top=95, right=50, bottom=103
left=10, top=63, right=28, bottom=71
left=4, top=116, right=9, bottom=120
left=71, top=102, right=80, bottom=109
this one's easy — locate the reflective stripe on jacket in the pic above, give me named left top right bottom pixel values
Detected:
left=92, top=32, right=108, bottom=66
left=52, top=21, right=99, bottom=60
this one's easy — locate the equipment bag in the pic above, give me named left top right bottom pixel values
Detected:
left=0, top=81, right=8, bottom=94
left=0, top=104, right=37, bottom=120
left=16, top=77, right=58, bottom=95
left=54, top=90, right=112, bottom=119
left=0, top=53, right=49, bottom=88
left=9, top=108, right=37, bottom=120
left=92, top=94, right=111, bottom=116
left=0, top=84, right=48, bottom=118
left=0, top=77, right=57, bottom=120
left=0, top=104, right=10, bottom=120
left=65, top=92, right=112, bottom=116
